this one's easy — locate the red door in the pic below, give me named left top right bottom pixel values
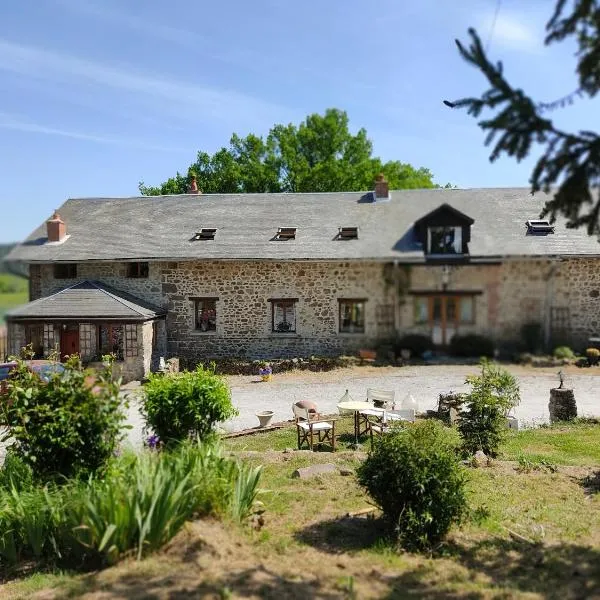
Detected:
left=60, top=327, right=79, bottom=360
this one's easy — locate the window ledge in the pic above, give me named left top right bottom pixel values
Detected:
left=269, top=332, right=300, bottom=337
left=338, top=331, right=366, bottom=336
left=190, top=330, right=218, bottom=336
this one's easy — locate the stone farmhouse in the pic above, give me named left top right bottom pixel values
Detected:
left=6, top=177, right=600, bottom=380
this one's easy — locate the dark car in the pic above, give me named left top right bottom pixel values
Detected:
left=0, top=360, right=66, bottom=394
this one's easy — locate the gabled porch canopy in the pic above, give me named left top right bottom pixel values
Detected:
left=6, top=281, right=165, bottom=321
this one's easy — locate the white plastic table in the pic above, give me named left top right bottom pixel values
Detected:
left=338, top=401, right=385, bottom=445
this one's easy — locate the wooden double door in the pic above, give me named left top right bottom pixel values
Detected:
left=418, top=295, right=475, bottom=346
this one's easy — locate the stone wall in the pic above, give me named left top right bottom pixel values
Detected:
left=398, top=263, right=502, bottom=339
left=34, top=262, right=165, bottom=306
left=162, top=260, right=394, bottom=362
left=27, top=256, right=600, bottom=362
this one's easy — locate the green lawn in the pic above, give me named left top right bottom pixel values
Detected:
left=0, top=291, right=28, bottom=323
left=6, top=422, right=600, bottom=599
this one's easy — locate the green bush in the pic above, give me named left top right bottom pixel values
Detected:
left=143, top=365, right=237, bottom=444
left=1, top=356, right=125, bottom=480
left=521, top=322, right=542, bottom=353
left=356, top=420, right=467, bottom=551
left=587, top=348, right=600, bottom=365
left=458, top=360, right=521, bottom=457
left=449, top=334, right=495, bottom=358
left=553, top=346, right=575, bottom=360
left=0, top=440, right=262, bottom=568
left=395, top=334, right=433, bottom=358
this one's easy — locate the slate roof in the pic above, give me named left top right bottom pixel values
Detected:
left=6, top=281, right=166, bottom=321
left=7, top=188, right=600, bottom=263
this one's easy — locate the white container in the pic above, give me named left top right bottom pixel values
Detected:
left=256, top=411, right=274, bottom=428
left=401, top=393, right=419, bottom=412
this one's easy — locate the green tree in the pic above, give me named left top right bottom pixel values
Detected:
left=139, top=109, right=445, bottom=195
left=447, top=0, right=600, bottom=236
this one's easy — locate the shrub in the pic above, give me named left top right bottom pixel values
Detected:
left=0, top=440, right=262, bottom=568
left=458, top=360, right=521, bottom=457
left=356, top=420, right=467, bottom=551
left=143, top=365, right=237, bottom=444
left=1, top=356, right=125, bottom=480
left=553, top=346, right=575, bottom=360
left=395, top=334, right=433, bottom=358
left=449, top=334, right=494, bottom=358
left=587, top=348, right=600, bottom=365
left=521, top=322, right=542, bottom=353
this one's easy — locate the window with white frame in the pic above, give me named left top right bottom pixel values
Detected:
left=427, top=226, right=462, bottom=254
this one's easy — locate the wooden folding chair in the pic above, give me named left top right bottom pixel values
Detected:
left=292, top=404, right=337, bottom=451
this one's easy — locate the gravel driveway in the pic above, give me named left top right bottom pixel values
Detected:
left=221, top=364, right=600, bottom=432
left=2, top=365, right=599, bottom=458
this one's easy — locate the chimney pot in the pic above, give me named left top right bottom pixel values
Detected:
left=47, top=210, right=66, bottom=243
left=188, top=176, right=200, bottom=194
left=374, top=173, right=389, bottom=199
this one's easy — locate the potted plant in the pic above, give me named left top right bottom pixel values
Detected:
left=258, top=361, right=273, bottom=381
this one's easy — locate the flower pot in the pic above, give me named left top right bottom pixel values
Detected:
left=256, top=410, right=274, bottom=428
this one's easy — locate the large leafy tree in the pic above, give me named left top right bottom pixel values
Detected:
left=447, top=0, right=600, bottom=236
left=139, top=109, right=443, bottom=195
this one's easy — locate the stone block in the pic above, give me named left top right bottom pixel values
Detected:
left=292, top=463, right=337, bottom=479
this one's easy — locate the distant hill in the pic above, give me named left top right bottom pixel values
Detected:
left=0, top=243, right=28, bottom=278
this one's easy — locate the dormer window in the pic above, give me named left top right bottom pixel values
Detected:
left=414, top=203, right=474, bottom=258
left=338, top=227, right=358, bottom=240
left=428, top=226, right=462, bottom=255
left=275, top=227, right=296, bottom=241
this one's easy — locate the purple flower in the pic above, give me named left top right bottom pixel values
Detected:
left=147, top=434, right=160, bottom=449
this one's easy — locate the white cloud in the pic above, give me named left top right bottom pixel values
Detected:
left=0, top=111, right=188, bottom=151
left=53, top=0, right=200, bottom=48
left=481, top=12, right=541, bottom=53
left=0, top=38, right=290, bottom=125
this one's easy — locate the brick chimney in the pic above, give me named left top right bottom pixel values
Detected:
left=47, top=211, right=66, bottom=243
left=188, top=176, right=201, bottom=194
left=374, top=173, right=389, bottom=200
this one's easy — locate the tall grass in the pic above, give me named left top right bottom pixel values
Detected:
left=0, top=441, right=262, bottom=568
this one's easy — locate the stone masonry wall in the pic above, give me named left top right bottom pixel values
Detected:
left=398, top=263, right=502, bottom=339
left=29, top=256, right=600, bottom=361
left=163, top=260, right=394, bottom=362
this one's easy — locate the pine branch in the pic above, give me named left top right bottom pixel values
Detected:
left=448, top=26, right=600, bottom=237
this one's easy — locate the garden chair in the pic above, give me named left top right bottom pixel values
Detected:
left=292, top=403, right=337, bottom=451
left=357, top=388, right=396, bottom=436
left=368, top=408, right=415, bottom=448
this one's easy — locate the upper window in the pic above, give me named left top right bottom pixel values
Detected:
left=193, top=228, right=217, bottom=240
left=53, top=263, right=77, bottom=279
left=427, top=226, right=462, bottom=255
left=274, top=227, right=296, bottom=241
left=194, top=298, right=217, bottom=332
left=338, top=227, right=358, bottom=240
left=339, top=299, right=365, bottom=334
left=271, top=299, right=297, bottom=333
left=127, top=262, right=149, bottom=278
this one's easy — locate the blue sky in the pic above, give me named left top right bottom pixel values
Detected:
left=0, top=0, right=593, bottom=243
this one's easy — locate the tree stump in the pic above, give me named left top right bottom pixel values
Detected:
left=549, top=388, right=577, bottom=423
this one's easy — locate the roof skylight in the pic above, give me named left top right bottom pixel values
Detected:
left=275, top=227, right=296, bottom=241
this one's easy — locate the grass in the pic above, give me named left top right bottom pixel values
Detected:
left=0, top=292, right=28, bottom=323
left=5, top=421, right=600, bottom=598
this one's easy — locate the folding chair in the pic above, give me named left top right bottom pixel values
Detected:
left=357, top=388, right=396, bottom=436
left=292, top=404, right=337, bottom=451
